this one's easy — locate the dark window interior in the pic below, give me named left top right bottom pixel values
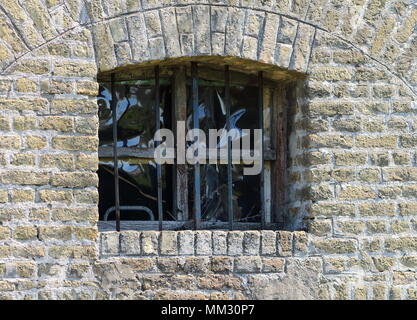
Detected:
left=97, top=63, right=287, bottom=231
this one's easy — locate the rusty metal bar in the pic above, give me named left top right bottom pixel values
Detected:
left=191, top=62, right=201, bottom=230
left=259, top=71, right=265, bottom=228
left=225, top=65, right=233, bottom=231
left=155, top=66, right=163, bottom=231
left=111, top=73, right=121, bottom=232
left=171, top=75, right=178, bottom=221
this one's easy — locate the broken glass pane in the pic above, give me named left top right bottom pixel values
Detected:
left=185, top=79, right=260, bottom=142
left=188, top=164, right=261, bottom=223
left=98, top=159, right=173, bottom=221
left=186, top=76, right=262, bottom=223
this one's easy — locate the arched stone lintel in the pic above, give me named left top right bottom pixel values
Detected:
left=96, top=55, right=307, bottom=83
left=90, top=7, right=317, bottom=75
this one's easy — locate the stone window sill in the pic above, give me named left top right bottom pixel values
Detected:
left=99, top=230, right=308, bottom=258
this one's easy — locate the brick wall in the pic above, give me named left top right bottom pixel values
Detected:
left=0, top=0, right=416, bottom=299
left=96, top=230, right=316, bottom=299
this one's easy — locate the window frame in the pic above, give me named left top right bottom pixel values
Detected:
left=97, top=62, right=287, bottom=232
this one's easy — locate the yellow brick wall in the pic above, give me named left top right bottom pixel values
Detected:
left=0, top=0, right=415, bottom=300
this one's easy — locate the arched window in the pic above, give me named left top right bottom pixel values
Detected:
left=97, top=61, right=289, bottom=231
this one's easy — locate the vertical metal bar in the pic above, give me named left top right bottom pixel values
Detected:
left=111, top=73, right=121, bottom=232
left=258, top=71, right=265, bottom=228
left=155, top=66, right=163, bottom=231
left=191, top=62, right=201, bottom=230
left=225, top=65, right=233, bottom=231
left=171, top=75, right=178, bottom=220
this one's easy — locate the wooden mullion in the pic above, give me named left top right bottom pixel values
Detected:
left=271, top=85, right=288, bottom=228
left=99, top=147, right=170, bottom=159
left=174, top=66, right=189, bottom=221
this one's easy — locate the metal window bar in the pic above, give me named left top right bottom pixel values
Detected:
left=111, top=73, right=121, bottom=232
left=225, top=65, right=233, bottom=231
left=191, top=62, right=201, bottom=230
left=155, top=66, right=163, bottom=231
left=258, top=71, right=266, bottom=228
left=171, top=75, right=178, bottom=221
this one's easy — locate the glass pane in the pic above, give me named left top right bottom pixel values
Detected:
left=188, top=164, right=261, bottom=223
left=98, top=80, right=171, bottom=148
left=233, top=164, right=261, bottom=222
left=98, top=159, right=173, bottom=221
left=186, top=79, right=260, bottom=142
left=186, top=76, right=262, bottom=223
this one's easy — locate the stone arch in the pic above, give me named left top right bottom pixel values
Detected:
left=0, top=1, right=415, bottom=96
left=88, top=4, right=317, bottom=75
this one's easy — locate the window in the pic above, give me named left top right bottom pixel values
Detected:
left=97, top=61, right=287, bottom=231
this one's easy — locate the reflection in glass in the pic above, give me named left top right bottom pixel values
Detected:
left=186, top=80, right=260, bottom=142
left=186, top=78, right=262, bottom=223
left=98, top=80, right=171, bottom=148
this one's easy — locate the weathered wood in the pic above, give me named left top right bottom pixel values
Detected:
left=264, top=161, right=272, bottom=223
left=98, top=220, right=280, bottom=232
left=174, top=66, right=189, bottom=221
left=98, top=60, right=288, bottom=86
left=99, top=147, right=164, bottom=159
left=188, top=64, right=279, bottom=88
left=271, top=86, right=288, bottom=228
left=98, top=66, right=174, bottom=83
left=98, top=146, right=277, bottom=161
